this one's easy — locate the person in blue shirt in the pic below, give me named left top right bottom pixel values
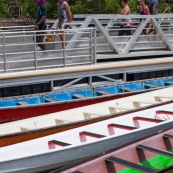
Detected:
left=35, top=0, right=47, bottom=51
left=148, top=0, right=158, bottom=15
left=148, top=0, right=158, bottom=35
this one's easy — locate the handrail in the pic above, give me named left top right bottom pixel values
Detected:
left=0, top=57, right=173, bottom=80
left=0, top=14, right=173, bottom=74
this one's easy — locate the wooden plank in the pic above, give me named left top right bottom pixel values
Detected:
left=55, top=118, right=73, bottom=124
left=17, top=101, right=29, bottom=105
left=165, top=82, right=173, bottom=85
left=109, top=106, right=131, bottom=113
left=121, top=87, right=134, bottom=92
left=79, top=131, right=106, bottom=138
left=96, top=90, right=113, bottom=96
left=133, top=101, right=156, bottom=108
left=155, top=96, right=173, bottom=102
left=45, top=98, right=58, bottom=102
left=73, top=94, right=86, bottom=99
left=83, top=112, right=102, bottom=119
left=144, top=84, right=160, bottom=88
left=105, top=156, right=156, bottom=173
left=20, top=127, right=29, bottom=132
left=137, top=144, right=173, bottom=157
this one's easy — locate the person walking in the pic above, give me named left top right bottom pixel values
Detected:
left=35, top=0, right=47, bottom=51
left=57, top=0, right=73, bottom=49
left=118, top=0, right=133, bottom=36
left=138, top=0, right=150, bottom=35
left=148, top=0, right=158, bottom=15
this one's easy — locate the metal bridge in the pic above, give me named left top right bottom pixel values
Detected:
left=0, top=14, right=173, bottom=94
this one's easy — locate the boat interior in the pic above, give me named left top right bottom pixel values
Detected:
left=1, top=76, right=173, bottom=108
left=58, top=128, right=173, bottom=173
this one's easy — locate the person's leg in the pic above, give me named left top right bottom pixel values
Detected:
left=118, top=26, right=125, bottom=36
left=39, top=35, right=46, bottom=50
left=36, top=24, right=47, bottom=51
left=125, top=26, right=131, bottom=35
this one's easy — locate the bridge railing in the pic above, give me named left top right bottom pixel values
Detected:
left=0, top=27, right=96, bottom=73
left=0, top=14, right=173, bottom=73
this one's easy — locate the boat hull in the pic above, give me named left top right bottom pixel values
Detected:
left=1, top=121, right=173, bottom=173
left=0, top=93, right=134, bottom=124
left=0, top=100, right=171, bottom=148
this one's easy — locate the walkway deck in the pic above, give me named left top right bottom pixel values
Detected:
left=0, top=14, right=173, bottom=91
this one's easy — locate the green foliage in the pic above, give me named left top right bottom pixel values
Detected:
left=0, top=0, right=173, bottom=19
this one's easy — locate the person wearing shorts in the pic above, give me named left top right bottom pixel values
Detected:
left=138, top=0, right=150, bottom=35
left=148, top=0, right=158, bottom=15
left=57, top=0, right=73, bottom=48
left=35, top=0, right=47, bottom=51
left=118, top=0, right=133, bottom=36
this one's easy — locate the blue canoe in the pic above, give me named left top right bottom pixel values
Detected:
left=0, top=76, right=173, bottom=123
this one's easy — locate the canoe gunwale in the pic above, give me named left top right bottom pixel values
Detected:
left=1, top=99, right=173, bottom=139
left=1, top=121, right=173, bottom=173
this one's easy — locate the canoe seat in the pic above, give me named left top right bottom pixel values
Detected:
left=109, top=106, right=131, bottom=113
left=17, top=101, right=29, bottom=106
left=133, top=101, right=157, bottom=108
left=96, top=90, right=113, bottom=96
left=55, top=118, right=73, bottom=124
left=73, top=94, right=86, bottom=99
left=20, top=127, right=30, bottom=132
left=136, top=144, right=173, bottom=157
left=163, top=134, right=173, bottom=139
left=105, top=156, right=156, bottom=173
left=83, top=112, right=103, bottom=119
left=155, top=96, right=173, bottom=102
left=45, top=98, right=58, bottom=102
left=165, top=82, right=173, bottom=85
left=48, top=140, right=71, bottom=147
left=108, top=123, right=138, bottom=130
left=133, top=116, right=164, bottom=123
left=121, top=87, right=134, bottom=92
left=156, top=110, right=173, bottom=116
left=144, top=84, right=159, bottom=88
left=79, top=131, right=106, bottom=138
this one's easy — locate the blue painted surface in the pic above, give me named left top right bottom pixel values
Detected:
left=44, top=89, right=93, bottom=101
left=0, top=77, right=173, bottom=108
left=0, top=97, right=41, bottom=107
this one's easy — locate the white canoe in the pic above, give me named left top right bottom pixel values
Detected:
left=1, top=86, right=173, bottom=136
left=0, top=101, right=173, bottom=172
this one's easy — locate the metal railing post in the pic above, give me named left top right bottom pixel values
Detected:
left=34, top=32, right=38, bottom=70
left=93, top=28, right=97, bottom=64
left=3, top=33, right=7, bottom=73
left=63, top=30, right=66, bottom=67
left=23, top=27, right=26, bottom=51
left=123, top=73, right=127, bottom=82
left=50, top=81, right=54, bottom=91
left=89, top=29, right=93, bottom=64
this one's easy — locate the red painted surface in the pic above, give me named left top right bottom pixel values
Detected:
left=156, top=110, right=173, bottom=115
left=0, top=93, right=134, bottom=124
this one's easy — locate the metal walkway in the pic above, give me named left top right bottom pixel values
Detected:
left=0, top=14, right=173, bottom=93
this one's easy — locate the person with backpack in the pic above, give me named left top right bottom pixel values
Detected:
left=35, top=0, right=47, bottom=51
left=57, top=0, right=73, bottom=48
